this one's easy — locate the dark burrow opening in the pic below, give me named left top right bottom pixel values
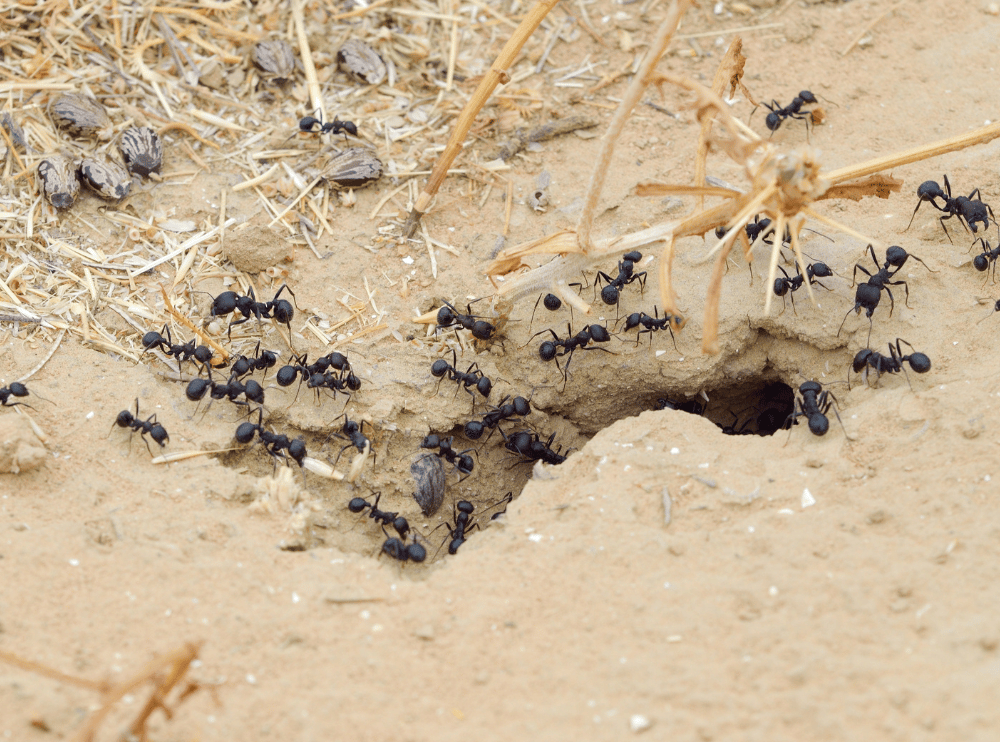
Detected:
left=654, top=379, right=795, bottom=437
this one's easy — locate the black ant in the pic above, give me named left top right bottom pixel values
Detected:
left=594, top=250, right=645, bottom=306
left=420, top=434, right=474, bottom=480
left=379, top=526, right=427, bottom=563
left=430, top=350, right=492, bottom=402
left=785, top=381, right=849, bottom=438
left=329, top=415, right=373, bottom=467
left=759, top=90, right=819, bottom=135
left=348, top=491, right=411, bottom=538
left=235, top=407, right=307, bottom=467
left=905, top=175, right=996, bottom=243
left=717, top=409, right=754, bottom=435
left=437, top=500, right=478, bottom=555
left=298, top=114, right=358, bottom=139
left=311, top=369, right=362, bottom=404
left=210, top=283, right=298, bottom=339
left=850, top=339, right=931, bottom=389
left=230, top=342, right=278, bottom=380
left=773, top=261, right=834, bottom=313
left=500, top=427, right=569, bottom=465
left=464, top=394, right=531, bottom=440
left=185, top=371, right=265, bottom=414
left=141, top=325, right=213, bottom=371
left=716, top=215, right=787, bottom=246
left=529, top=323, right=613, bottom=391
left=111, top=399, right=169, bottom=455
left=0, top=381, right=31, bottom=407
left=972, top=237, right=1000, bottom=282
left=837, top=244, right=931, bottom=345
left=620, top=306, right=684, bottom=350
left=436, top=300, right=495, bottom=341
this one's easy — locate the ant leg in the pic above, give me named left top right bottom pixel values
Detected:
left=938, top=216, right=954, bottom=244
left=819, top=392, right=852, bottom=441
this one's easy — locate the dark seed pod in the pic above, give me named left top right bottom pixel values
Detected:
left=37, top=154, right=80, bottom=209
left=320, top=147, right=382, bottom=189
left=410, top=453, right=445, bottom=516
left=337, top=39, right=387, bottom=86
left=252, top=39, right=296, bottom=82
left=119, top=126, right=163, bottom=177
left=49, top=92, right=113, bottom=140
left=1, top=112, right=26, bottom=152
left=79, top=155, right=132, bottom=201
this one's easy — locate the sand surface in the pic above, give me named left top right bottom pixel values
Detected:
left=2, top=0, right=1000, bottom=740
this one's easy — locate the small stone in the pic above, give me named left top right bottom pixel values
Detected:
left=630, top=714, right=652, bottom=733
left=805, top=457, right=824, bottom=468
left=414, top=625, right=434, bottom=640
left=0, top=413, right=47, bottom=474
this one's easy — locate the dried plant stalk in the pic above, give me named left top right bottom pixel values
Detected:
left=576, top=0, right=693, bottom=253
left=403, top=0, right=561, bottom=237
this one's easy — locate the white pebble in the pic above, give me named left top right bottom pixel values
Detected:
left=630, top=714, right=652, bottom=733
left=801, top=488, right=816, bottom=508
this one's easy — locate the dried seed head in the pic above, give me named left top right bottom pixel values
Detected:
left=119, top=126, right=163, bottom=177
left=49, top=92, right=113, bottom=140
left=410, top=454, right=445, bottom=516
left=79, top=155, right=132, bottom=201
left=320, top=146, right=383, bottom=189
left=252, top=39, right=296, bottom=82
left=337, top=39, right=386, bottom=86
left=38, top=154, right=80, bottom=210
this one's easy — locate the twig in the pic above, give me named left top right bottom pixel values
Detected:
left=402, top=0, right=562, bottom=237
left=16, top=329, right=65, bottom=383
left=576, top=0, right=694, bottom=254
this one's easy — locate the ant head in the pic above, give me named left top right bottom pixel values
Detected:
left=856, top=283, right=882, bottom=310
left=511, top=395, right=531, bottom=416
left=799, top=380, right=822, bottom=396
left=289, top=439, right=307, bottom=465
left=115, top=409, right=134, bottom=428
left=852, top=349, right=873, bottom=372
left=811, top=262, right=833, bottom=278
left=406, top=542, right=426, bottom=563
left=470, top=320, right=495, bottom=340
left=185, top=378, right=211, bottom=401
left=346, top=372, right=362, bottom=391
left=343, top=418, right=360, bottom=434
left=234, top=421, right=257, bottom=444
left=457, top=455, right=474, bottom=475
left=421, top=434, right=441, bottom=450
left=539, top=341, right=557, bottom=362
left=773, top=278, right=790, bottom=296
left=244, top=380, right=265, bottom=404
left=436, top=305, right=456, bottom=327
left=259, top=350, right=278, bottom=368
left=715, top=226, right=728, bottom=239
left=623, top=312, right=642, bottom=331
left=141, top=330, right=165, bottom=351
left=600, top=285, right=619, bottom=306
left=916, top=180, right=944, bottom=201
left=430, top=359, right=450, bottom=378
left=457, top=500, right=474, bottom=515
left=589, top=324, right=611, bottom=344
left=10, top=382, right=29, bottom=398
left=622, top=250, right=642, bottom=263
left=380, top=537, right=406, bottom=561
left=272, top=300, right=294, bottom=324
left=543, top=293, right=562, bottom=311
left=799, top=90, right=817, bottom=103
left=211, top=291, right=239, bottom=316
left=765, top=111, right=781, bottom=132
left=464, top=420, right=485, bottom=440
left=476, top=376, right=492, bottom=398
left=507, top=431, right=533, bottom=455
left=884, top=245, right=909, bottom=267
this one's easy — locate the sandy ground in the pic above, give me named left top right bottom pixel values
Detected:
left=3, top=0, right=1000, bottom=740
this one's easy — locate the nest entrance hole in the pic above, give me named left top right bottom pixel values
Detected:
left=658, top=378, right=794, bottom=437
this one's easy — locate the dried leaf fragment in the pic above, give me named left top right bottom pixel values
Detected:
left=818, top=173, right=903, bottom=202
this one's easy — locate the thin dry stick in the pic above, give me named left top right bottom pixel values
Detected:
left=576, top=0, right=694, bottom=254
left=402, top=0, right=561, bottom=237
left=292, top=0, right=324, bottom=122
